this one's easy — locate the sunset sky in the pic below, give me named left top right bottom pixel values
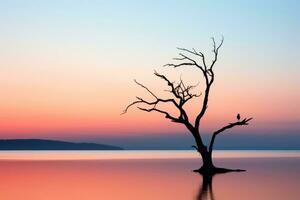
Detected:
left=0, top=0, right=299, bottom=148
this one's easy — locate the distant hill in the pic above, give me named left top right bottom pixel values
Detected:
left=0, top=139, right=123, bottom=150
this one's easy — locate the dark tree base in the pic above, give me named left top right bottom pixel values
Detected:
left=193, top=166, right=246, bottom=175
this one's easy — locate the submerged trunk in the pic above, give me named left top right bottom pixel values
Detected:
left=195, top=148, right=246, bottom=174
left=197, top=149, right=215, bottom=174
left=192, top=131, right=216, bottom=174
left=202, top=151, right=214, bottom=169
left=192, top=130, right=215, bottom=172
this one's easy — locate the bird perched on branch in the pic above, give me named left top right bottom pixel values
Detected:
left=237, top=114, right=241, bottom=121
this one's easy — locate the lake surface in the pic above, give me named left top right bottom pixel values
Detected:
left=0, top=150, right=299, bottom=200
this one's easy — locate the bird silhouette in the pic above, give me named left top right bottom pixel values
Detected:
left=237, top=114, right=241, bottom=121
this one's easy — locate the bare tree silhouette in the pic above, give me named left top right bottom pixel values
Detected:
left=123, top=37, right=252, bottom=174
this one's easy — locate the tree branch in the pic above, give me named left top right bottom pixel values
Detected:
left=209, top=117, right=253, bottom=153
left=134, top=79, right=157, bottom=99
left=210, top=36, right=224, bottom=70
left=176, top=47, right=208, bottom=71
left=122, top=95, right=175, bottom=115
left=137, top=107, right=183, bottom=123
left=154, top=71, right=201, bottom=107
left=167, top=48, right=207, bottom=74
left=123, top=73, right=200, bottom=130
left=194, top=37, right=224, bottom=130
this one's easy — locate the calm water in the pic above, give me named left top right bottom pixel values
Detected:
left=0, top=150, right=299, bottom=200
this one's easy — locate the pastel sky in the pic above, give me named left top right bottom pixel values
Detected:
left=0, top=0, right=299, bottom=148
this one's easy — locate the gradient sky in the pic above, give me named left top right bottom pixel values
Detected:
left=0, top=0, right=299, bottom=148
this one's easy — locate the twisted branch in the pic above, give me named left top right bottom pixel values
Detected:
left=123, top=72, right=200, bottom=127
left=209, top=117, right=253, bottom=153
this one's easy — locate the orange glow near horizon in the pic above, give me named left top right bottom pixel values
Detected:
left=0, top=65, right=298, bottom=138
left=0, top=65, right=299, bottom=138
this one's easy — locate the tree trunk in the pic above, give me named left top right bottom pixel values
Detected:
left=195, top=147, right=246, bottom=175
left=202, top=151, right=214, bottom=169
left=198, top=149, right=215, bottom=174
left=192, top=130, right=216, bottom=174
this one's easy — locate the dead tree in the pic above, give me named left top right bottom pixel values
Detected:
left=123, top=37, right=252, bottom=174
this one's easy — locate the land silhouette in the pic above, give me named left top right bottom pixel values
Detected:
left=0, top=139, right=123, bottom=150
left=124, top=37, right=252, bottom=175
